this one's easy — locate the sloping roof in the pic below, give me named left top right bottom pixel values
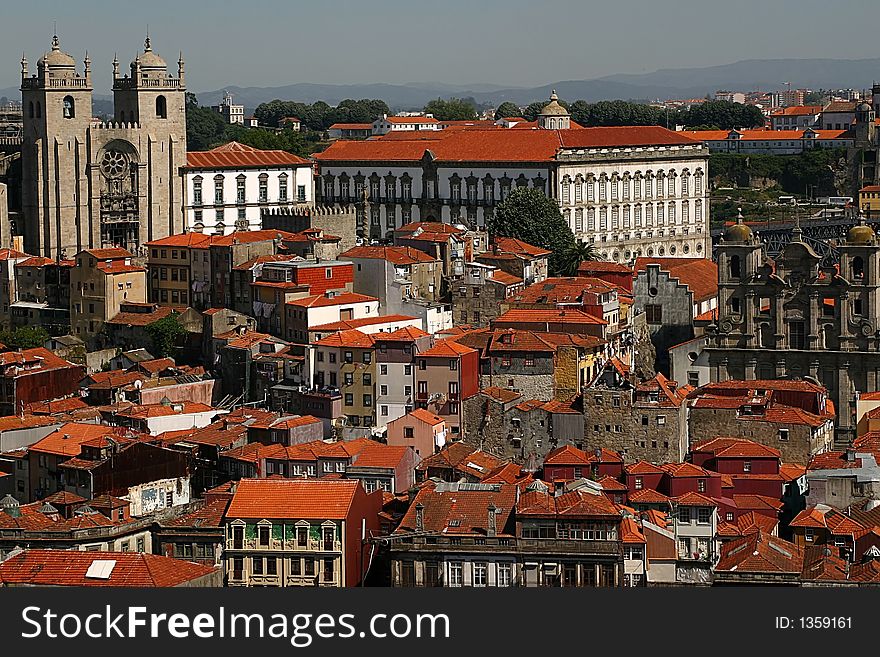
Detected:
left=226, top=479, right=363, bottom=519
left=405, top=408, right=445, bottom=426
left=491, top=237, right=551, bottom=258
left=314, top=329, right=376, bottom=348
left=287, top=292, right=378, bottom=308
left=0, top=550, right=216, bottom=587
left=29, top=423, right=120, bottom=457
left=635, top=257, right=718, bottom=302
left=416, top=442, right=506, bottom=479
left=340, top=245, right=437, bottom=265
left=419, top=339, right=477, bottom=358
left=494, top=308, right=607, bottom=326
left=691, top=437, right=781, bottom=459
left=715, top=531, right=803, bottom=574
left=396, top=481, right=517, bottom=536
left=186, top=141, right=309, bottom=169
left=106, top=306, right=174, bottom=326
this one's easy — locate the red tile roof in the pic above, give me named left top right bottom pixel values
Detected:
left=419, top=339, right=477, bottom=358
left=226, top=478, right=363, bottom=519
left=396, top=481, right=517, bottom=536
left=287, top=292, right=378, bottom=308
left=186, top=141, right=309, bottom=169
left=106, top=306, right=174, bottom=326
left=415, top=442, right=506, bottom=480
left=314, top=329, right=376, bottom=348
left=715, top=531, right=803, bottom=574
left=29, top=423, right=122, bottom=457
left=628, top=488, right=670, bottom=504
left=625, top=460, right=665, bottom=475
left=494, top=308, right=607, bottom=326
left=635, top=257, right=718, bottom=302
left=691, top=437, right=781, bottom=459
left=146, top=232, right=215, bottom=248
left=341, top=245, right=437, bottom=265
left=0, top=550, right=217, bottom=587
left=405, top=408, right=445, bottom=426
left=673, top=491, right=717, bottom=507
left=518, top=487, right=620, bottom=518
left=491, top=237, right=551, bottom=258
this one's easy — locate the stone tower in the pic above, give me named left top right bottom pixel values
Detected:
left=19, top=35, right=186, bottom=258
left=537, top=91, right=570, bottom=130
left=20, top=35, right=94, bottom=257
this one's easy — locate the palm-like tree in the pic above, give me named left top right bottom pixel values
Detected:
left=559, top=240, right=601, bottom=276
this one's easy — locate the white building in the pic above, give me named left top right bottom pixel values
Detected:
left=181, top=142, right=313, bottom=235
left=686, top=128, right=853, bottom=155
left=371, top=114, right=439, bottom=135
left=212, top=92, right=245, bottom=125
left=315, top=93, right=710, bottom=263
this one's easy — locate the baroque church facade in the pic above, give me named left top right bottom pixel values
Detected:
left=20, top=35, right=186, bottom=258
left=706, top=216, right=880, bottom=442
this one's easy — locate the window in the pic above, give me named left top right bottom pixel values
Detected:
left=363, top=394, right=373, bottom=407
left=472, top=562, right=487, bottom=587
left=193, top=179, right=203, bottom=206
left=344, top=394, right=353, bottom=406
left=634, top=477, right=643, bottom=490
left=448, top=562, right=463, bottom=587
left=297, top=185, right=307, bottom=202
left=259, top=175, right=269, bottom=202
left=645, top=304, right=662, bottom=324
left=743, top=461, right=752, bottom=473
left=697, top=508, right=711, bottom=524
left=155, top=95, right=167, bottom=119
left=253, top=557, right=264, bottom=575
left=789, top=322, right=806, bottom=349
left=679, top=507, right=691, bottom=524
left=62, top=95, right=75, bottom=119
left=214, top=178, right=224, bottom=205
left=279, top=175, right=288, bottom=202
left=697, top=479, right=706, bottom=493
left=778, top=428, right=790, bottom=442
left=497, top=563, right=512, bottom=587
left=805, top=528, right=815, bottom=542
left=236, top=177, right=246, bottom=203
left=297, top=526, right=308, bottom=547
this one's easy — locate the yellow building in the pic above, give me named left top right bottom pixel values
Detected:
left=70, top=248, right=146, bottom=343
left=859, top=185, right=880, bottom=216
left=312, top=329, right=377, bottom=430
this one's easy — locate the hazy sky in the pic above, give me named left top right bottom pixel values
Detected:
left=3, top=0, right=879, bottom=92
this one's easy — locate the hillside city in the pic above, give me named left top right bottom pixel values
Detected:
left=2, top=34, right=880, bottom=589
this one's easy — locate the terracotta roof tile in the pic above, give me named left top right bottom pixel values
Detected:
left=0, top=550, right=217, bottom=587
left=186, top=141, right=309, bottom=169
left=226, top=478, right=363, bottom=519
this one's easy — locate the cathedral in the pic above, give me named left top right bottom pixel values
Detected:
left=19, top=35, right=186, bottom=258
left=706, top=215, right=880, bottom=443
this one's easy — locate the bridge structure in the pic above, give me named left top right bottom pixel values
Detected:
left=711, top=212, right=880, bottom=265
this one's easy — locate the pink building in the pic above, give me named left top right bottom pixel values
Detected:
left=386, top=408, right=447, bottom=460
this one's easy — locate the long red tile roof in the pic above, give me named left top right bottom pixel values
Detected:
left=0, top=550, right=217, bottom=586
left=186, top=141, right=309, bottom=169
left=226, top=479, right=363, bottom=519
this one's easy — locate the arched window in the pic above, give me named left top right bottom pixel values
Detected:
left=156, top=95, right=167, bottom=119
left=729, top=254, right=741, bottom=279
left=28, top=102, right=34, bottom=119
left=62, top=96, right=75, bottom=119
left=853, top=256, right=865, bottom=280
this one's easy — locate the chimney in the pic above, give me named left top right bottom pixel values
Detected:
left=487, top=503, right=497, bottom=537
left=846, top=448, right=857, bottom=462
left=415, top=502, right=424, bottom=532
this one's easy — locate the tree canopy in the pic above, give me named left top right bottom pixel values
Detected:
left=488, top=188, right=577, bottom=276
left=145, top=312, right=187, bottom=358
left=185, top=92, right=227, bottom=151
left=0, top=326, right=49, bottom=350
left=557, top=241, right=602, bottom=277
left=424, top=97, right=478, bottom=121
left=494, top=102, right=522, bottom=120
left=254, top=98, right=390, bottom=131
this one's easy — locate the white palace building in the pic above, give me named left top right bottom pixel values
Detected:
left=314, top=93, right=711, bottom=262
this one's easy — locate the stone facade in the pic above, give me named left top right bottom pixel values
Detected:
left=461, top=390, right=583, bottom=470
left=452, top=262, right=523, bottom=329
left=262, top=205, right=359, bottom=255
left=20, top=36, right=186, bottom=258
left=706, top=218, right=880, bottom=443
left=581, top=386, right=686, bottom=464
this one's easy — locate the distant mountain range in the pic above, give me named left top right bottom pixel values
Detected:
left=3, top=57, right=879, bottom=111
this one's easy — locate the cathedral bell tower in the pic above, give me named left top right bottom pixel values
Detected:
left=20, top=35, right=94, bottom=257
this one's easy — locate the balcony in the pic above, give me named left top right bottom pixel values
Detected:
left=226, top=537, right=342, bottom=553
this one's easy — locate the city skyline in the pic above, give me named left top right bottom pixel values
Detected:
left=2, top=0, right=880, bottom=93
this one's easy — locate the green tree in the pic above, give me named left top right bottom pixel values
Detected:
left=494, top=102, right=522, bottom=120
left=424, top=97, right=478, bottom=121
left=145, top=312, right=186, bottom=358
left=558, top=241, right=602, bottom=277
left=488, top=188, right=577, bottom=276
left=680, top=100, right=764, bottom=130
left=185, top=92, right=227, bottom=151
left=0, top=326, right=50, bottom=350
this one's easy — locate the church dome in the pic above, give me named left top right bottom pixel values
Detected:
left=539, top=90, right=569, bottom=117
left=847, top=223, right=876, bottom=244
left=39, top=35, right=76, bottom=68
left=135, top=37, right=167, bottom=70
left=723, top=209, right=753, bottom=242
